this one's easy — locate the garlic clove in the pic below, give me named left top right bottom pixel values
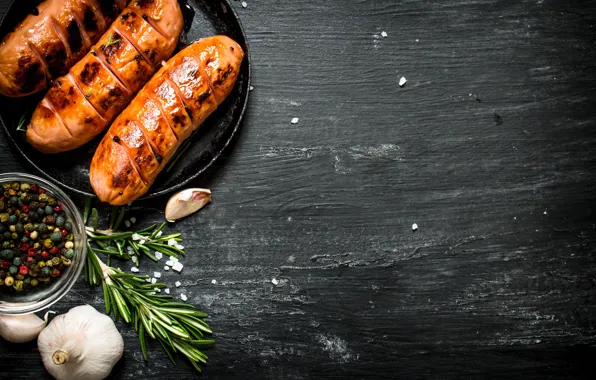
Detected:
left=165, top=188, right=211, bottom=222
left=0, top=312, right=46, bottom=343
left=38, top=305, right=124, bottom=380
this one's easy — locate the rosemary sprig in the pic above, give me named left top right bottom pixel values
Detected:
left=15, top=110, right=30, bottom=132
left=86, top=247, right=213, bottom=372
left=105, top=32, right=121, bottom=48
left=86, top=206, right=184, bottom=265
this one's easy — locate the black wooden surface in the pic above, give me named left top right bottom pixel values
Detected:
left=2, top=0, right=596, bottom=379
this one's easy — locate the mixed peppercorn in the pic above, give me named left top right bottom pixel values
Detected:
left=0, top=181, right=75, bottom=292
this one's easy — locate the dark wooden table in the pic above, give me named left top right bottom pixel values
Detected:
left=2, top=0, right=596, bottom=378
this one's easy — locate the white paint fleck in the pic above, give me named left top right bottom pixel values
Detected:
left=130, top=267, right=139, bottom=273
left=381, top=31, right=387, bottom=38
left=412, top=223, right=418, bottom=231
left=316, top=334, right=354, bottom=363
left=211, top=279, right=217, bottom=285
left=241, top=1, right=247, bottom=8
left=399, top=76, right=407, bottom=87
left=291, top=117, right=299, bottom=124
left=271, top=278, right=279, bottom=285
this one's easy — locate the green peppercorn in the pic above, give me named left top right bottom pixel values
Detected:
left=15, top=273, right=24, bottom=281
left=61, top=257, right=72, bottom=266
left=19, top=213, right=29, bottom=223
left=8, top=265, right=17, bottom=275
left=11, top=232, right=18, bottom=240
left=23, top=277, right=31, bottom=286
left=28, top=211, right=38, bottom=222
left=66, top=233, right=74, bottom=241
left=5, top=276, right=14, bottom=286
left=12, top=257, right=21, bottom=266
left=49, top=231, right=63, bottom=243
left=13, top=280, right=23, bottom=291
left=0, top=224, right=5, bottom=233
left=3, top=231, right=11, bottom=240
left=36, top=207, right=45, bottom=217
left=64, top=249, right=74, bottom=259
left=44, top=205, right=53, bottom=215
left=37, top=223, right=48, bottom=234
left=51, top=257, right=60, bottom=266
left=38, top=193, right=48, bottom=202
left=0, top=249, right=13, bottom=259
left=8, top=196, right=18, bottom=206
left=55, top=216, right=65, bottom=228
left=10, top=182, right=19, bottom=191
left=24, top=223, right=34, bottom=232
left=0, top=271, right=5, bottom=280
left=21, top=236, right=30, bottom=244
left=40, top=267, right=50, bottom=277
left=43, top=239, right=54, bottom=249
left=15, top=223, right=24, bottom=234
left=20, top=183, right=30, bottom=191
left=47, top=198, right=56, bottom=206
left=0, top=200, right=4, bottom=210
left=1, top=241, right=9, bottom=249
left=29, top=201, right=39, bottom=209
left=20, top=193, right=31, bottom=203
left=64, top=221, right=72, bottom=232
left=7, top=215, right=17, bottom=224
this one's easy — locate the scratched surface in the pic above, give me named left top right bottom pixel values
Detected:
left=1, top=0, right=596, bottom=379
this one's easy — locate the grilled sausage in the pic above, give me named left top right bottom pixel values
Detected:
left=90, top=36, right=244, bottom=205
left=26, top=0, right=184, bottom=154
left=0, top=0, right=127, bottom=97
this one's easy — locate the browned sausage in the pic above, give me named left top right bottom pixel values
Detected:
left=0, top=0, right=127, bottom=97
left=26, top=0, right=183, bottom=154
left=90, top=36, right=244, bottom=205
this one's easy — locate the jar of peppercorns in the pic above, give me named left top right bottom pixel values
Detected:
left=0, top=173, right=86, bottom=315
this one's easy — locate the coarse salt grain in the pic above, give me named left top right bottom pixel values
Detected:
left=211, top=279, right=217, bottom=284
left=399, top=77, right=407, bottom=87
left=130, top=217, right=137, bottom=224
left=156, top=231, right=163, bottom=237
left=175, top=281, right=181, bottom=287
left=154, top=271, right=161, bottom=278
left=167, top=238, right=177, bottom=246
left=164, top=288, right=170, bottom=294
left=131, top=267, right=139, bottom=273
left=165, top=260, right=175, bottom=267
left=412, top=223, right=418, bottom=231
left=181, top=294, right=188, bottom=301
left=164, top=266, right=169, bottom=271
left=172, top=262, right=184, bottom=273
left=271, top=278, right=279, bottom=285
left=132, top=233, right=142, bottom=241
left=151, top=278, right=157, bottom=284
left=124, top=220, right=131, bottom=228
left=175, top=244, right=184, bottom=250
left=155, top=251, right=163, bottom=260
left=241, top=1, right=247, bottom=8
left=381, top=31, right=387, bottom=38
left=249, top=86, right=254, bottom=91
left=291, top=117, right=299, bottom=124
left=132, top=256, right=139, bottom=266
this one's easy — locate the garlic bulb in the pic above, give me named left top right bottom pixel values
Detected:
left=38, top=305, right=124, bottom=380
left=165, top=188, right=211, bottom=222
left=0, top=313, right=45, bottom=343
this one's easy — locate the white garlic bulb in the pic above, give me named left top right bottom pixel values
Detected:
left=0, top=313, right=45, bottom=343
left=165, top=188, right=211, bottom=222
left=38, top=305, right=124, bottom=380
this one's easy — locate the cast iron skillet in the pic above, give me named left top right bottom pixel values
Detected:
left=0, top=0, right=250, bottom=200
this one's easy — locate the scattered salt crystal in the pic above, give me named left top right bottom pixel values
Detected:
left=161, top=60, right=166, bottom=66
left=249, top=86, right=254, bottom=91
left=211, top=279, right=217, bottom=285
left=131, top=267, right=139, bottom=273
left=155, top=251, right=163, bottom=260
left=154, top=288, right=161, bottom=293
left=175, top=281, right=181, bottom=287
left=399, top=77, right=407, bottom=87
left=156, top=231, right=163, bottom=237
left=132, top=256, right=139, bottom=266
left=130, top=217, right=137, bottom=224
left=127, top=246, right=134, bottom=252
left=175, top=244, right=184, bottom=250
left=181, top=294, right=188, bottom=301
left=381, top=31, right=387, bottom=38
left=164, top=266, right=169, bottom=271
left=543, top=211, right=547, bottom=215
left=241, top=1, right=247, bottom=8
left=132, top=233, right=142, bottom=241
left=291, top=117, right=299, bottom=124
left=139, top=239, right=147, bottom=245
left=412, top=223, right=418, bottom=231
left=172, top=262, right=184, bottom=273
left=167, top=238, right=177, bottom=246
left=124, top=220, right=131, bottom=228
left=271, top=278, right=279, bottom=285
left=146, top=278, right=151, bottom=283
left=165, top=260, right=175, bottom=267
left=164, top=288, right=170, bottom=294
left=154, top=271, right=161, bottom=278
left=151, top=278, right=157, bottom=284
left=170, top=256, right=179, bottom=262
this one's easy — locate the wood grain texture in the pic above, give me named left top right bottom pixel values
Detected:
left=2, top=0, right=596, bottom=378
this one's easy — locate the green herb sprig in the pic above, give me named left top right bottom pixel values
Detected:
left=84, top=203, right=184, bottom=266
left=86, top=246, right=213, bottom=372
left=15, top=110, right=30, bottom=132
left=105, top=32, right=121, bottom=48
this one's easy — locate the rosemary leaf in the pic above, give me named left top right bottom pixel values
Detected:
left=91, top=208, right=99, bottom=231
